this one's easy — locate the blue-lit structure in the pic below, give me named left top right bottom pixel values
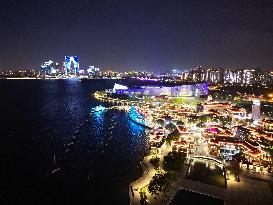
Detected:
left=65, top=56, right=79, bottom=75
left=41, top=60, right=56, bottom=75
left=128, top=107, right=150, bottom=127
left=114, top=83, right=208, bottom=97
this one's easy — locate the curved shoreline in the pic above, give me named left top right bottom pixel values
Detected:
left=128, top=114, right=153, bottom=129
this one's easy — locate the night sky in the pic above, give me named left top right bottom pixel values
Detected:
left=1, top=0, right=273, bottom=72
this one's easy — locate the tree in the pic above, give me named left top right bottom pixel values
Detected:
left=147, top=173, right=177, bottom=195
left=176, top=120, right=185, bottom=126
left=196, top=121, right=206, bottom=128
left=211, top=116, right=219, bottom=123
left=150, top=155, right=160, bottom=169
left=170, top=98, right=186, bottom=104
left=187, top=116, right=199, bottom=124
left=165, top=122, right=176, bottom=131
left=156, top=119, right=164, bottom=127
left=166, top=129, right=180, bottom=145
left=218, top=116, right=232, bottom=127
left=163, top=151, right=186, bottom=172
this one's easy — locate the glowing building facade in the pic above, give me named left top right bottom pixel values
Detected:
left=41, top=60, right=56, bottom=75
left=65, top=56, right=79, bottom=75
left=114, top=83, right=208, bottom=97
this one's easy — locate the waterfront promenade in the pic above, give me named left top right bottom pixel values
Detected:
left=129, top=144, right=172, bottom=205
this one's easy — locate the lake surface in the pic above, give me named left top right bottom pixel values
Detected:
left=0, top=79, right=149, bottom=204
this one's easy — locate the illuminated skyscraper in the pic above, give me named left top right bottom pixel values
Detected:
left=206, top=68, right=224, bottom=84
left=87, top=66, right=100, bottom=76
left=65, top=56, right=79, bottom=75
left=243, top=69, right=256, bottom=84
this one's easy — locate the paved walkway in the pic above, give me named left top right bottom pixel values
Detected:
left=240, top=169, right=273, bottom=182
left=226, top=171, right=273, bottom=205
left=129, top=155, right=157, bottom=205
left=129, top=144, right=176, bottom=205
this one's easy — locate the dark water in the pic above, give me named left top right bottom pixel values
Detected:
left=0, top=79, right=149, bottom=204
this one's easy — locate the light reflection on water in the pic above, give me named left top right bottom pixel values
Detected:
left=65, top=104, right=150, bottom=204
left=0, top=79, right=149, bottom=204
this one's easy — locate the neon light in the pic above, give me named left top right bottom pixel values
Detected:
left=65, top=56, right=79, bottom=75
left=113, top=83, right=128, bottom=93
left=93, top=105, right=106, bottom=112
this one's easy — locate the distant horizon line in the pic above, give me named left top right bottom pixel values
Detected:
left=1, top=66, right=273, bottom=72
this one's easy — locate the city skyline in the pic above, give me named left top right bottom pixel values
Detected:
left=1, top=0, right=273, bottom=71
left=2, top=1, right=273, bottom=205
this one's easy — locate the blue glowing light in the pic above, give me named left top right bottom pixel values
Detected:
left=113, top=83, right=128, bottom=93
left=65, top=56, right=79, bottom=74
left=41, top=60, right=55, bottom=74
left=94, top=105, right=106, bottom=112
left=92, top=105, right=105, bottom=125
left=129, top=106, right=147, bottom=126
